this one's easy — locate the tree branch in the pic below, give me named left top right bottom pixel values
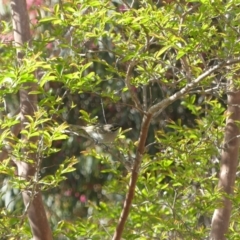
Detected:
left=113, top=113, right=152, bottom=240
left=149, top=58, right=240, bottom=116
left=125, top=61, right=142, bottom=111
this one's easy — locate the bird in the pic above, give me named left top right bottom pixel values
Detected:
left=64, top=123, right=120, bottom=143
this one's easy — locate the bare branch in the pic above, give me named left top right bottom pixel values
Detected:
left=149, top=57, right=240, bottom=116
left=142, top=85, right=147, bottom=111
left=125, top=61, right=142, bottom=111
left=113, top=113, right=152, bottom=240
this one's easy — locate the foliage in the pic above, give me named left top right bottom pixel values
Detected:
left=0, top=0, right=240, bottom=239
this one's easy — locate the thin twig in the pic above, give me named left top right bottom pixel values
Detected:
left=125, top=61, right=142, bottom=111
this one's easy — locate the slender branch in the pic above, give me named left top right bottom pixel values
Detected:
left=189, top=84, right=226, bottom=94
left=125, top=61, right=142, bottom=110
left=179, top=55, right=192, bottom=82
left=142, top=85, right=147, bottom=111
left=113, top=113, right=152, bottom=240
left=149, top=57, right=240, bottom=115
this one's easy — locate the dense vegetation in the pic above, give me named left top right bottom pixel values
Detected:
left=0, top=0, right=240, bottom=239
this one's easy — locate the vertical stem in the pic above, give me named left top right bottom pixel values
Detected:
left=113, top=113, right=152, bottom=240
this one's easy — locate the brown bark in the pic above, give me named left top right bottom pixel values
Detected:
left=11, top=0, right=52, bottom=239
left=210, top=80, right=240, bottom=240
left=113, top=113, right=152, bottom=240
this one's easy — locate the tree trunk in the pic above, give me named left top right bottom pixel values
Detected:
left=11, top=0, right=52, bottom=239
left=210, top=78, right=240, bottom=240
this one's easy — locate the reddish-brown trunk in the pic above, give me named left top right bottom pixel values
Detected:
left=210, top=82, right=240, bottom=240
